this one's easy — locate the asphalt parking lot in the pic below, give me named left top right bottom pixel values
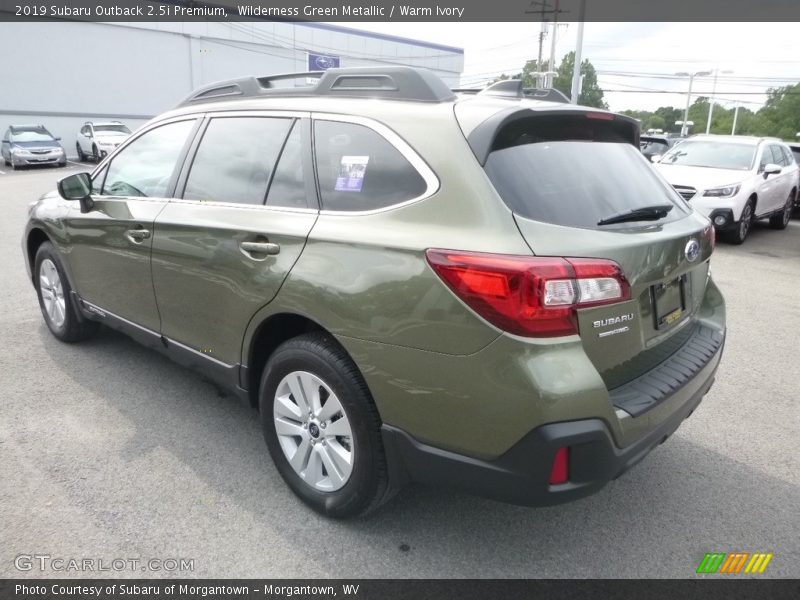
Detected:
left=1, top=166, right=799, bottom=579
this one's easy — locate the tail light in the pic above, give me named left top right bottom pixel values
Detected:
left=425, top=249, right=630, bottom=337
left=549, top=447, right=570, bottom=485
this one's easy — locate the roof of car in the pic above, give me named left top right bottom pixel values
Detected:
left=10, top=124, right=47, bottom=131
left=687, top=134, right=786, bottom=146
left=162, top=66, right=630, bottom=142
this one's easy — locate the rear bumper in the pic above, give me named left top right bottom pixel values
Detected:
left=382, top=333, right=723, bottom=506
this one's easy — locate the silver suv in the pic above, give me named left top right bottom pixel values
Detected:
left=76, top=121, right=132, bottom=162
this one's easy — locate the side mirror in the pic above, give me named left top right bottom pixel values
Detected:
left=763, top=163, right=781, bottom=177
left=57, top=172, right=94, bottom=213
left=650, top=154, right=662, bottom=163
left=54, top=136, right=62, bottom=141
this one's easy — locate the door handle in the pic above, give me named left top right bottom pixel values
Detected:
left=125, top=228, right=151, bottom=244
left=240, top=241, right=281, bottom=257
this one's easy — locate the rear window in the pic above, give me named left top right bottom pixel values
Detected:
left=314, top=120, right=427, bottom=212
left=640, top=139, right=669, bottom=153
left=485, top=141, right=687, bottom=229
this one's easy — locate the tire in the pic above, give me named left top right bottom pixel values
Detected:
left=3, top=157, right=9, bottom=166
left=724, top=198, right=754, bottom=245
left=76, top=142, right=86, bottom=162
left=34, top=242, right=99, bottom=343
left=259, top=332, right=391, bottom=518
left=769, top=191, right=794, bottom=230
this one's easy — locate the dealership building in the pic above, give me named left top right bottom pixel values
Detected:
left=2, top=20, right=464, bottom=157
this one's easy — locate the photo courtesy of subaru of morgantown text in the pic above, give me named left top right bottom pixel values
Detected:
left=23, top=66, right=727, bottom=518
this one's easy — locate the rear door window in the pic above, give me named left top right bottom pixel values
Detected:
left=265, top=122, right=308, bottom=209
left=183, top=116, right=293, bottom=205
left=485, top=140, right=687, bottom=229
left=313, top=120, right=427, bottom=211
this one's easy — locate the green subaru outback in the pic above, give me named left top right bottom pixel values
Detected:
left=23, top=67, right=725, bottom=517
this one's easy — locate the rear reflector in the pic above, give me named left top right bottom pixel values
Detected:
left=702, top=223, right=715, bottom=252
left=425, top=249, right=631, bottom=337
left=549, top=447, right=570, bottom=485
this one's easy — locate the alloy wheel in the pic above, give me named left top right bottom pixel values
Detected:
left=273, top=370, right=354, bottom=492
left=783, top=195, right=792, bottom=226
left=739, top=203, right=753, bottom=240
left=39, top=258, right=66, bottom=328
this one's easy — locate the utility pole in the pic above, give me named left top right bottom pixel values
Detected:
left=525, top=0, right=567, bottom=88
left=570, top=0, right=586, bottom=103
left=732, top=102, right=740, bottom=135
left=546, top=0, right=560, bottom=87
left=537, top=22, right=547, bottom=87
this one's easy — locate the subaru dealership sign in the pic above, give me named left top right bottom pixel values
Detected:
left=308, top=53, right=340, bottom=71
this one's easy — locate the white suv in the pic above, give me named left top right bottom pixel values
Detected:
left=654, top=135, right=798, bottom=244
left=76, top=121, right=131, bottom=162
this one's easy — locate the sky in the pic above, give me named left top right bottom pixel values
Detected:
left=336, top=22, right=798, bottom=113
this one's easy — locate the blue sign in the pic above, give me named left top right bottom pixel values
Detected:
left=308, top=53, right=340, bottom=71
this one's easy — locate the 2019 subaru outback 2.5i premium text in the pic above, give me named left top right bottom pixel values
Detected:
left=23, top=67, right=726, bottom=518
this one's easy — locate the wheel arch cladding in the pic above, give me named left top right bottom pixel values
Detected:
left=27, top=228, right=51, bottom=282
left=246, top=312, right=331, bottom=407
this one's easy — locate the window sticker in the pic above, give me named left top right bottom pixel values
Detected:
left=335, top=155, right=369, bottom=192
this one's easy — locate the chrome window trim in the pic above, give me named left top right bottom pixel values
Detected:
left=165, top=197, right=318, bottom=215
left=311, top=112, right=440, bottom=216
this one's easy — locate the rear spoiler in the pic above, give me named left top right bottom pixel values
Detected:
left=467, top=107, right=641, bottom=166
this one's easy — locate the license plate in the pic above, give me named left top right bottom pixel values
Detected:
left=652, top=275, right=687, bottom=330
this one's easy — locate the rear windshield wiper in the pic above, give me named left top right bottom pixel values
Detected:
left=597, top=204, right=674, bottom=226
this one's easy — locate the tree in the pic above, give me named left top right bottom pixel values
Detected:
left=490, top=53, right=607, bottom=109
left=553, top=51, right=607, bottom=108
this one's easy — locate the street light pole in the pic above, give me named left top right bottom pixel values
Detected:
left=732, top=102, right=740, bottom=135
left=706, top=69, right=734, bottom=134
left=676, top=70, right=712, bottom=136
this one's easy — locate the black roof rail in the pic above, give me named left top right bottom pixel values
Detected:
left=473, top=79, right=570, bottom=104
left=176, top=66, right=457, bottom=108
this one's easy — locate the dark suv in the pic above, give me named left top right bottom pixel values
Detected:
left=23, top=67, right=726, bottom=517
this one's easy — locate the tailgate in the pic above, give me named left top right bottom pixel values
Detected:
left=515, top=215, right=714, bottom=388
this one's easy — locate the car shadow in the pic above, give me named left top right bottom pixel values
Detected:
left=38, top=324, right=799, bottom=578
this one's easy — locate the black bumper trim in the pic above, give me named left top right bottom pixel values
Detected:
left=381, top=355, right=719, bottom=507
left=609, top=324, right=724, bottom=417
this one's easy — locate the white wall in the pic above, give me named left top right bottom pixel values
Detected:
left=3, top=21, right=464, bottom=157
